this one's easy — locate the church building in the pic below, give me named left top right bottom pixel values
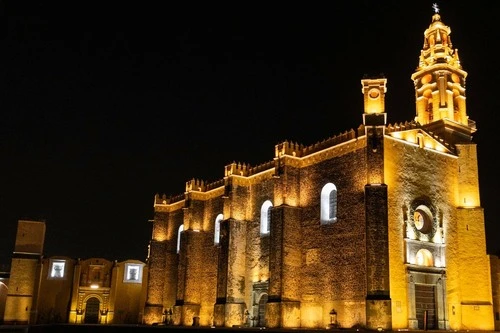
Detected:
left=1, top=5, right=498, bottom=331
left=142, top=7, right=495, bottom=331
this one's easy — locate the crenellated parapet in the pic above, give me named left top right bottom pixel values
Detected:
left=248, top=160, right=275, bottom=176
left=186, top=178, right=206, bottom=192
left=275, top=141, right=305, bottom=158
left=302, top=129, right=357, bottom=155
left=385, top=121, right=419, bottom=133
left=154, top=193, right=185, bottom=206
left=225, top=162, right=250, bottom=177
left=224, top=160, right=275, bottom=177
left=154, top=119, right=459, bottom=209
left=274, top=129, right=359, bottom=160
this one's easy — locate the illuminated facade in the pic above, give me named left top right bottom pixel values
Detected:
left=143, top=9, right=495, bottom=330
left=2, top=7, right=498, bottom=331
left=2, top=220, right=148, bottom=325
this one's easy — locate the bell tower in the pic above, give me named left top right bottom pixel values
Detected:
left=411, top=4, right=475, bottom=144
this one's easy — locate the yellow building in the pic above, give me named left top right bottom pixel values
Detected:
left=2, top=220, right=148, bottom=325
left=142, top=7, right=495, bottom=330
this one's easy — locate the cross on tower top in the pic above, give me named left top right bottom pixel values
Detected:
left=432, top=3, right=440, bottom=14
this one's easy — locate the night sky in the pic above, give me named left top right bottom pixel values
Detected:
left=1, top=2, right=499, bottom=265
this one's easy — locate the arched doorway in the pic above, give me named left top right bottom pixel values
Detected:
left=84, top=297, right=100, bottom=324
left=258, top=293, right=268, bottom=327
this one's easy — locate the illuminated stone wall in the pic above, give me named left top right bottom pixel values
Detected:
left=490, top=255, right=500, bottom=330
left=3, top=258, right=38, bottom=324
left=111, top=260, right=147, bottom=324
left=385, top=137, right=494, bottom=330
left=0, top=278, right=7, bottom=324
left=36, top=256, right=76, bottom=323
left=14, top=220, right=46, bottom=254
left=298, top=148, right=367, bottom=328
left=151, top=143, right=374, bottom=329
left=146, top=192, right=223, bottom=326
left=3, top=220, right=45, bottom=325
left=385, top=137, right=456, bottom=329
left=144, top=207, right=179, bottom=324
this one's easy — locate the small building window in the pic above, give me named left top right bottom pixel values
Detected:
left=321, top=183, right=337, bottom=225
left=124, top=263, right=143, bottom=283
left=260, top=200, right=273, bottom=235
left=214, top=214, right=223, bottom=245
left=49, top=260, right=66, bottom=279
left=177, top=224, right=184, bottom=254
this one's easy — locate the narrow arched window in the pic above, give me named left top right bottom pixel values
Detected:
left=214, top=214, right=223, bottom=245
left=177, top=224, right=184, bottom=254
left=321, top=183, right=337, bottom=225
left=260, top=200, right=273, bottom=235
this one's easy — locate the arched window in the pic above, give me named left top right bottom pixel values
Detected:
left=415, top=248, right=434, bottom=267
left=177, top=224, right=184, bottom=254
left=260, top=200, right=273, bottom=235
left=321, top=183, right=337, bottom=225
left=214, top=214, right=223, bottom=245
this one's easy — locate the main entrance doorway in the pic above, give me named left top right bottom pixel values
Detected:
left=407, top=270, right=447, bottom=330
left=84, top=297, right=100, bottom=324
left=415, top=284, right=436, bottom=329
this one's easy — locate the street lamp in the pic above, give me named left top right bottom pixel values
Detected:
left=329, top=309, right=337, bottom=328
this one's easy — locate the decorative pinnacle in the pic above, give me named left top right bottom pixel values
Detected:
left=432, top=3, right=440, bottom=14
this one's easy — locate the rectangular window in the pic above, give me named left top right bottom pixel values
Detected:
left=49, top=260, right=66, bottom=279
left=124, top=263, right=143, bottom=283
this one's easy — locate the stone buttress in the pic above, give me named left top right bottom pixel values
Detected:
left=362, top=77, right=392, bottom=329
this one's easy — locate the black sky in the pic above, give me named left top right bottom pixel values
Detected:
left=1, top=2, right=499, bottom=265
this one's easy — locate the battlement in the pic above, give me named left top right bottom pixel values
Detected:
left=300, top=129, right=358, bottom=156
left=224, top=160, right=275, bottom=177
left=273, top=129, right=359, bottom=160
left=154, top=120, right=460, bottom=207
left=385, top=120, right=419, bottom=133
left=275, top=141, right=305, bottom=158
left=186, top=178, right=205, bottom=192
left=154, top=193, right=185, bottom=205
left=185, top=178, right=225, bottom=192
left=225, top=162, right=250, bottom=177
left=154, top=128, right=365, bottom=205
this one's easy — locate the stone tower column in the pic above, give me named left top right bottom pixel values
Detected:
left=362, top=78, right=392, bottom=329
left=265, top=205, right=301, bottom=328
left=3, top=220, right=46, bottom=325
left=143, top=208, right=176, bottom=325
left=214, top=218, right=247, bottom=327
left=176, top=229, right=207, bottom=326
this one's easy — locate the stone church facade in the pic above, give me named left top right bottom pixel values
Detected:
left=1, top=7, right=499, bottom=331
left=142, top=9, right=495, bottom=331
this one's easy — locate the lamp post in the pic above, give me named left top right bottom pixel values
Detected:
left=100, top=308, right=108, bottom=324
left=329, top=309, right=337, bottom=328
left=76, top=308, right=84, bottom=324
left=166, top=308, right=172, bottom=325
